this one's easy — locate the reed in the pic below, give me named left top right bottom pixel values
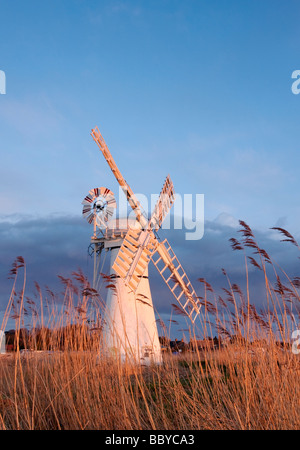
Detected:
left=0, top=222, right=299, bottom=430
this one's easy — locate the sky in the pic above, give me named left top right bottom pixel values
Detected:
left=0, top=0, right=300, bottom=335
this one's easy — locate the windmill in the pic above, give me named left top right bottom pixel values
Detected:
left=83, top=127, right=201, bottom=365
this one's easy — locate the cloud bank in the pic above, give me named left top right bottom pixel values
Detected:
left=0, top=213, right=299, bottom=334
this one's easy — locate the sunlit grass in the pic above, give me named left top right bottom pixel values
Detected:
left=0, top=221, right=299, bottom=430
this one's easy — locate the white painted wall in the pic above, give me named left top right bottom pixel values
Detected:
left=102, top=245, right=162, bottom=365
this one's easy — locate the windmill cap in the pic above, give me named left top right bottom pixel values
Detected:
left=105, top=216, right=142, bottom=231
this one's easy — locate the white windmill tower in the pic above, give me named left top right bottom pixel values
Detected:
left=82, top=127, right=201, bottom=365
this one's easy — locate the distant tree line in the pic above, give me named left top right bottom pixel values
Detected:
left=4, top=328, right=290, bottom=353
left=5, top=325, right=101, bottom=352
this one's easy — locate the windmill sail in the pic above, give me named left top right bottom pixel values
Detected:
left=91, top=127, right=148, bottom=227
left=150, top=174, right=175, bottom=231
left=112, top=227, right=158, bottom=292
left=151, top=240, right=201, bottom=323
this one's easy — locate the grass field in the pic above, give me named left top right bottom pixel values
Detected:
left=0, top=221, right=299, bottom=430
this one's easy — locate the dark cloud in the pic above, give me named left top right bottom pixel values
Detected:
left=0, top=214, right=299, bottom=333
left=0, top=215, right=93, bottom=312
left=151, top=217, right=300, bottom=320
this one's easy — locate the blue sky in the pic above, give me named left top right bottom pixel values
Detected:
left=0, top=0, right=299, bottom=228
left=0, top=1, right=300, bottom=334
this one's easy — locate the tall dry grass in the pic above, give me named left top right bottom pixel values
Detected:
left=0, top=221, right=299, bottom=430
